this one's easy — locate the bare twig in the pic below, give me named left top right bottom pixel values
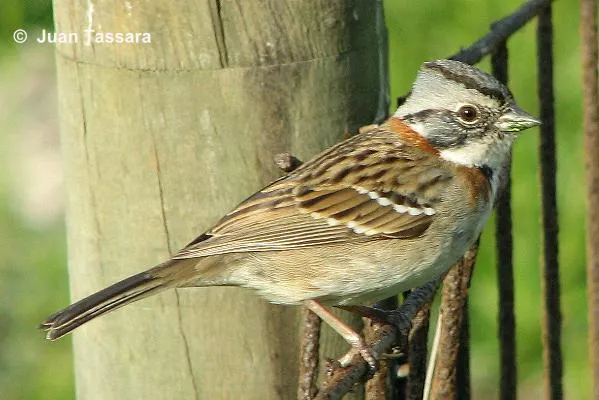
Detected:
left=274, top=152, right=303, bottom=173
left=298, top=307, right=323, bottom=400
left=316, top=280, right=442, bottom=400
left=363, top=316, right=392, bottom=400
left=428, top=245, right=478, bottom=400
left=364, top=297, right=397, bottom=399
left=537, top=5, right=564, bottom=399
left=456, top=295, right=471, bottom=399
left=581, top=0, right=599, bottom=397
left=316, top=324, right=395, bottom=400
left=405, top=298, right=433, bottom=399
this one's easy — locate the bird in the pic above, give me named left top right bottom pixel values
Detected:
left=40, top=59, right=539, bottom=366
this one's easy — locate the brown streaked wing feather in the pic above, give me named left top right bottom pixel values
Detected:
left=173, top=211, right=357, bottom=258
left=294, top=186, right=434, bottom=237
left=174, top=124, right=453, bottom=260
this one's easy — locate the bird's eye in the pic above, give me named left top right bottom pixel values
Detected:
left=457, top=105, right=479, bottom=123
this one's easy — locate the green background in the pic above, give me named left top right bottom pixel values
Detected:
left=0, top=0, right=590, bottom=398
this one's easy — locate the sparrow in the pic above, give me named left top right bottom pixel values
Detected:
left=40, top=59, right=539, bottom=366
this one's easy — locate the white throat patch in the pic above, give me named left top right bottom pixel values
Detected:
left=438, top=134, right=513, bottom=169
left=439, top=141, right=490, bottom=167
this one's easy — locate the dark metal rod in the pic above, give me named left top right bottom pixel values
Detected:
left=492, top=42, right=518, bottom=400
left=449, top=0, right=552, bottom=65
left=536, top=5, right=563, bottom=399
left=580, top=0, right=599, bottom=397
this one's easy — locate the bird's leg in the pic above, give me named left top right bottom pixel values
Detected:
left=336, top=305, right=390, bottom=323
left=341, top=279, right=442, bottom=345
left=339, top=304, right=411, bottom=360
left=303, top=300, right=377, bottom=370
left=339, top=304, right=411, bottom=340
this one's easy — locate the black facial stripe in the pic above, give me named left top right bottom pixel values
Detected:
left=402, top=109, right=468, bottom=149
left=424, top=62, right=506, bottom=104
left=401, top=108, right=493, bottom=150
left=477, top=164, right=494, bottom=183
left=403, top=107, right=490, bottom=132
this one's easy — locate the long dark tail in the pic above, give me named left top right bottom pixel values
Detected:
left=39, top=259, right=197, bottom=340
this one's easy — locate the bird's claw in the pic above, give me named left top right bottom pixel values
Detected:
left=337, top=340, right=379, bottom=376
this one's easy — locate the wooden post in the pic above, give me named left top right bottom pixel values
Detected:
left=581, top=0, right=599, bottom=397
left=53, top=1, right=386, bottom=399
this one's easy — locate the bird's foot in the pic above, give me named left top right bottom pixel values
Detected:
left=337, top=338, right=379, bottom=372
left=339, top=304, right=412, bottom=337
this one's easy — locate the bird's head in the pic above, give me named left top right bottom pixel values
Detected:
left=395, top=59, right=540, bottom=172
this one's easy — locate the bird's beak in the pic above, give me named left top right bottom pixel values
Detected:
left=495, top=104, right=541, bottom=133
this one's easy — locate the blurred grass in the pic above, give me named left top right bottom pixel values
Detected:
left=0, top=0, right=52, bottom=46
left=0, top=3, right=73, bottom=400
left=0, top=1, right=589, bottom=399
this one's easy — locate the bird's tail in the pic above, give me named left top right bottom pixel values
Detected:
left=39, top=259, right=197, bottom=340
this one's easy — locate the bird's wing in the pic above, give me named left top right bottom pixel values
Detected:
left=173, top=123, right=454, bottom=259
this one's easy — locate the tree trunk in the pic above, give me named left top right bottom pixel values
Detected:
left=53, top=1, right=386, bottom=398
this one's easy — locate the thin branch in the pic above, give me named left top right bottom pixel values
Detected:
left=273, top=152, right=303, bottom=173
left=364, top=316, right=393, bottom=400
left=365, top=297, right=398, bottom=400
left=428, top=245, right=478, bottom=399
left=405, top=297, right=433, bottom=399
left=456, top=294, right=471, bottom=399
left=298, top=307, right=322, bottom=400
left=315, top=279, right=442, bottom=400
left=581, top=0, right=599, bottom=397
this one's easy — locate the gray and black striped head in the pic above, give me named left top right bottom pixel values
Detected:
left=395, top=59, right=539, bottom=170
